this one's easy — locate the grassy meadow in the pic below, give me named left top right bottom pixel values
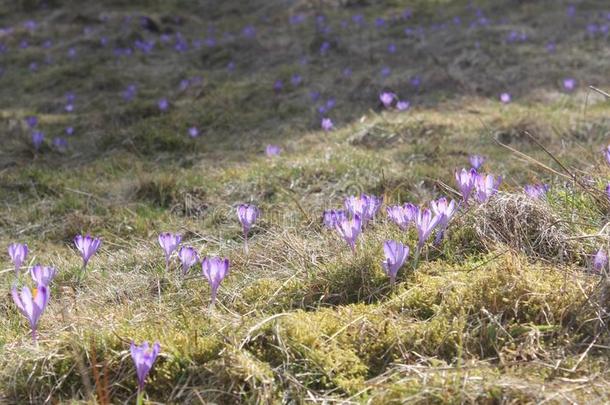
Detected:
left=1, top=0, right=610, bottom=403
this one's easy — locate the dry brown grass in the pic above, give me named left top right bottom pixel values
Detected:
left=470, top=193, right=588, bottom=263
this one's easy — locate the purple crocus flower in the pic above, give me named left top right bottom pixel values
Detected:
left=8, top=243, right=28, bottom=274
left=323, top=209, right=347, bottom=229
left=25, top=115, right=38, bottom=128
left=179, top=79, right=190, bottom=91
left=158, top=98, right=169, bottom=112
left=352, top=14, right=365, bottom=26
left=12, top=285, right=49, bottom=342
left=188, top=127, right=199, bottom=138
left=242, top=25, right=256, bottom=38
left=380, top=66, right=391, bottom=78
left=53, top=137, right=68, bottom=151
left=382, top=240, right=409, bottom=285
left=265, top=144, right=281, bottom=157
left=65, top=127, right=74, bottom=136
left=524, top=184, right=549, bottom=199
left=237, top=204, right=258, bottom=253
left=158, top=232, right=181, bottom=270
left=23, top=20, right=37, bottom=31
left=474, top=173, right=502, bottom=203
left=386, top=203, right=418, bottom=230
left=30, top=264, right=56, bottom=287
left=201, top=256, right=230, bottom=306
left=8, top=243, right=28, bottom=275
left=414, top=208, right=440, bottom=251
left=587, top=23, right=598, bottom=37
left=122, top=84, right=137, bottom=101
left=379, top=92, right=395, bottom=108
left=396, top=101, right=410, bottom=111
left=410, top=76, right=422, bottom=89
left=319, top=41, right=330, bottom=55
left=605, top=182, right=610, bottom=201
left=430, top=198, right=456, bottom=243
left=273, top=80, right=283, bottom=93
left=291, top=74, right=302, bottom=87
left=593, top=249, right=608, bottom=273
left=32, top=131, right=44, bottom=151
left=130, top=341, right=161, bottom=397
left=321, top=117, right=334, bottom=131
left=387, top=43, right=397, bottom=54
left=74, top=234, right=102, bottom=273
left=345, top=194, right=382, bottom=224
left=469, top=155, right=485, bottom=170
left=455, top=168, right=478, bottom=203
left=563, top=78, right=576, bottom=92
left=500, top=93, right=511, bottom=104
left=335, top=214, right=362, bottom=253
left=178, top=246, right=199, bottom=275
left=364, top=195, right=384, bottom=222
left=309, top=91, right=321, bottom=102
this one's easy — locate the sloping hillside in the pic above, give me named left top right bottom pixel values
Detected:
left=1, top=0, right=610, bottom=403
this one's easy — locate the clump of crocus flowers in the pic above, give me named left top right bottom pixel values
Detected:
left=386, top=203, right=418, bottom=230
left=474, top=173, right=502, bottom=203
left=455, top=168, right=501, bottom=204
left=324, top=194, right=384, bottom=253
left=344, top=194, right=382, bottom=226
left=323, top=209, right=347, bottom=229
left=455, top=168, right=478, bottom=203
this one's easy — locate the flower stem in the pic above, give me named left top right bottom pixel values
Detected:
left=413, top=247, right=421, bottom=271
left=136, top=390, right=144, bottom=405
left=77, top=263, right=87, bottom=284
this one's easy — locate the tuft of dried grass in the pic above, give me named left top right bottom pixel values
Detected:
left=470, top=192, right=586, bottom=263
